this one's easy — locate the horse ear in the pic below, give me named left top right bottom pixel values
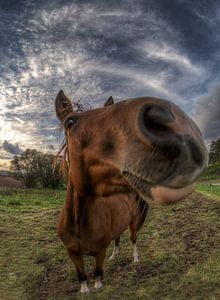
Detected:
left=104, top=96, right=114, bottom=107
left=55, top=90, right=73, bottom=122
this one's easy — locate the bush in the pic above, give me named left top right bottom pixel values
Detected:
left=199, top=162, right=220, bottom=180
left=11, top=149, right=64, bottom=188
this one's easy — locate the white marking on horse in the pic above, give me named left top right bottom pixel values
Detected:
left=108, top=245, right=119, bottom=261
left=94, top=277, right=103, bottom=289
left=80, top=281, right=89, bottom=293
left=133, top=244, right=139, bottom=263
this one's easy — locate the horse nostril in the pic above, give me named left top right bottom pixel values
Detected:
left=139, top=103, right=175, bottom=143
left=144, top=105, right=175, bottom=126
left=137, top=103, right=182, bottom=159
left=144, top=109, right=170, bottom=138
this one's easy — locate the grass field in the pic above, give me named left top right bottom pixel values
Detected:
left=0, top=186, right=219, bottom=300
left=197, top=183, right=220, bottom=201
left=199, top=162, right=220, bottom=181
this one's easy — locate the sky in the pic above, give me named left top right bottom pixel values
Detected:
left=0, top=0, right=220, bottom=170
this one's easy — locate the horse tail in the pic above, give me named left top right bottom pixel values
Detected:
left=137, top=197, right=148, bottom=231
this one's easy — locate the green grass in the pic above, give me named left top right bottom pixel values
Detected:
left=199, top=162, right=220, bottom=181
left=196, top=182, right=220, bottom=200
left=0, top=188, right=219, bottom=300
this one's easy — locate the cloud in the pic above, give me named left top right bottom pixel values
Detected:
left=48, top=144, right=55, bottom=150
left=0, top=159, right=11, bottom=171
left=2, top=140, right=22, bottom=155
left=193, top=84, right=220, bottom=142
left=0, top=1, right=178, bottom=155
left=0, top=0, right=219, bottom=167
left=138, top=41, right=203, bottom=75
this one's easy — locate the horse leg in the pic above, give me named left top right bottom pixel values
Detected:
left=67, top=249, right=89, bottom=293
left=129, top=221, right=139, bottom=263
left=94, top=248, right=106, bottom=289
left=108, top=237, right=120, bottom=261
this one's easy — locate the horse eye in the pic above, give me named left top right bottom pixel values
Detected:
left=65, top=118, right=77, bottom=129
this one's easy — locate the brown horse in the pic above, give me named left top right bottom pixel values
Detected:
left=55, top=90, right=208, bottom=293
left=59, top=95, right=148, bottom=268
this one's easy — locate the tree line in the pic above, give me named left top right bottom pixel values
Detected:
left=10, top=138, right=219, bottom=188
left=11, top=149, right=64, bottom=188
left=209, top=138, right=220, bottom=164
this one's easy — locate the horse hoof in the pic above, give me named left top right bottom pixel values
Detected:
left=133, top=257, right=140, bottom=264
left=94, top=277, right=103, bottom=289
left=80, top=281, right=90, bottom=293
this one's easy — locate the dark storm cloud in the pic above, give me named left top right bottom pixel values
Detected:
left=194, top=84, right=220, bottom=141
left=2, top=140, right=22, bottom=155
left=156, top=0, right=220, bottom=57
left=0, top=0, right=209, bottom=99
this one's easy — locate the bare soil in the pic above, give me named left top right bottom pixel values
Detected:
left=0, top=176, right=24, bottom=188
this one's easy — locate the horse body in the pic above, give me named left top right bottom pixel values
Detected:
left=58, top=182, right=147, bottom=292
left=58, top=191, right=143, bottom=254
left=55, top=91, right=208, bottom=293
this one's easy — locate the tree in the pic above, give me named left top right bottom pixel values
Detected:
left=209, top=138, right=220, bottom=164
left=11, top=149, right=63, bottom=188
left=38, top=153, right=62, bottom=188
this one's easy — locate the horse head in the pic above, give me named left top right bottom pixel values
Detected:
left=55, top=90, right=208, bottom=205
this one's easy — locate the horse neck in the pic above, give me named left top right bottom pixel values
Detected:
left=66, top=185, right=94, bottom=236
left=63, top=180, right=75, bottom=227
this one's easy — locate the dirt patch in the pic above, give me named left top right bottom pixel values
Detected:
left=29, top=261, right=79, bottom=300
left=133, top=193, right=220, bottom=297
left=0, top=176, right=24, bottom=188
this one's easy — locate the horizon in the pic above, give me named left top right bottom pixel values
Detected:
left=1, top=0, right=220, bottom=170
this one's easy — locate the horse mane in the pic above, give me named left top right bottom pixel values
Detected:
left=53, top=97, right=91, bottom=182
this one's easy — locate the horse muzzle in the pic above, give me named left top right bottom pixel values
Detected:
left=150, top=182, right=196, bottom=205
